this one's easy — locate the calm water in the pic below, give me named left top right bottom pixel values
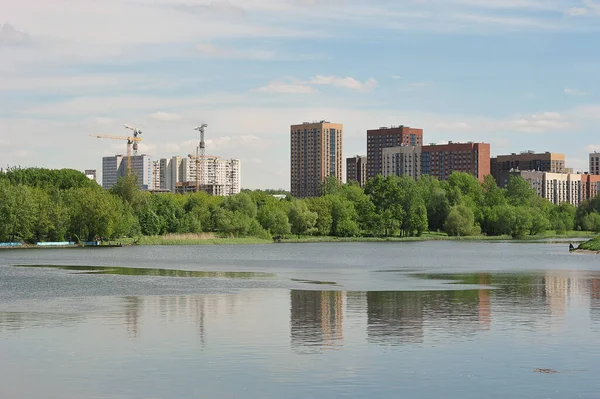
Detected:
left=1, top=241, right=599, bottom=399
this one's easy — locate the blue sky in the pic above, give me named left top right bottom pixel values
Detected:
left=1, top=0, right=599, bottom=189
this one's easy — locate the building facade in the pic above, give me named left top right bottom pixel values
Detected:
left=84, top=169, right=97, bottom=182
left=160, top=155, right=240, bottom=196
left=151, top=161, right=161, bottom=190
left=584, top=174, right=600, bottom=201
left=421, top=142, right=490, bottom=182
left=346, top=155, right=367, bottom=187
left=381, top=145, right=421, bottom=180
left=590, top=152, right=600, bottom=175
left=290, top=121, right=343, bottom=198
left=491, top=151, right=565, bottom=187
left=519, top=171, right=583, bottom=206
left=102, top=154, right=153, bottom=190
left=366, top=126, right=423, bottom=180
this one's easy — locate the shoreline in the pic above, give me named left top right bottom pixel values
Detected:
left=1, top=232, right=595, bottom=249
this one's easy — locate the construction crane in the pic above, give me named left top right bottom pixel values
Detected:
left=124, top=124, right=143, bottom=156
left=89, top=134, right=142, bottom=174
left=188, top=124, right=208, bottom=193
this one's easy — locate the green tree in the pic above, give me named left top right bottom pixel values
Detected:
left=288, top=201, right=318, bottom=237
left=444, top=204, right=478, bottom=237
left=257, top=203, right=291, bottom=237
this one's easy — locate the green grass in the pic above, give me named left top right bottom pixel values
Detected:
left=93, top=230, right=598, bottom=247
left=134, top=236, right=272, bottom=246
left=578, top=237, right=600, bottom=251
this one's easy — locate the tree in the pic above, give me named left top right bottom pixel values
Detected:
left=364, top=175, right=405, bottom=237
left=288, top=201, right=318, bottom=237
left=506, top=175, right=536, bottom=206
left=444, top=204, right=478, bottom=237
left=321, top=175, right=342, bottom=196
left=581, top=212, right=600, bottom=232
left=257, top=203, right=291, bottom=237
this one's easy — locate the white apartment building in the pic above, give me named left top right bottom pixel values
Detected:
left=590, top=152, right=600, bottom=175
left=159, top=156, right=182, bottom=192
left=102, top=154, right=153, bottom=190
left=520, top=171, right=582, bottom=206
left=159, top=155, right=241, bottom=196
left=381, top=145, right=421, bottom=180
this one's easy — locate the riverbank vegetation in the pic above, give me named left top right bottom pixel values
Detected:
left=578, top=237, right=600, bottom=251
left=1, top=167, right=599, bottom=244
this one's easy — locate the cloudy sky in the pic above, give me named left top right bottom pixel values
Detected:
left=1, top=0, right=599, bottom=189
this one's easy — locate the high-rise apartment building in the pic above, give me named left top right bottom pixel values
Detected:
left=366, top=126, right=423, bottom=180
left=161, top=156, right=241, bottom=196
left=585, top=174, right=600, bottom=201
left=421, top=142, right=490, bottom=182
left=381, top=145, right=421, bottom=180
left=491, top=151, right=565, bottom=187
left=151, top=161, right=160, bottom=190
left=346, top=155, right=367, bottom=187
left=590, top=152, right=600, bottom=175
left=159, top=156, right=182, bottom=192
left=101, top=154, right=153, bottom=190
left=520, top=171, right=582, bottom=206
left=290, top=121, right=343, bottom=198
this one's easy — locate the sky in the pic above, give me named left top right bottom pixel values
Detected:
left=1, top=0, right=600, bottom=189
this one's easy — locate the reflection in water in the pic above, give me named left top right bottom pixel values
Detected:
left=14, top=265, right=275, bottom=279
left=123, top=296, right=143, bottom=339
left=590, top=279, right=600, bottom=323
left=3, top=271, right=600, bottom=349
left=290, top=291, right=344, bottom=353
left=367, top=291, right=425, bottom=344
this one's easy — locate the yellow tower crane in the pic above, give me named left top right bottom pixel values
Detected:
left=89, top=134, right=143, bottom=174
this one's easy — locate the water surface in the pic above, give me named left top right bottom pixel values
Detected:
left=1, top=241, right=599, bottom=399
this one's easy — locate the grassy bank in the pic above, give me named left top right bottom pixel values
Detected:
left=133, top=234, right=272, bottom=246
left=5, top=231, right=594, bottom=248
left=578, top=237, right=600, bottom=251
left=279, top=231, right=595, bottom=244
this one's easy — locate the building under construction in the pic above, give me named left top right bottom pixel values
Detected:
left=157, top=155, right=240, bottom=196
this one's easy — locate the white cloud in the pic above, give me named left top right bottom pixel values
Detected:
left=507, top=112, right=572, bottom=132
left=0, top=24, right=31, bottom=46
left=253, top=82, right=317, bottom=94
left=196, top=43, right=275, bottom=60
left=310, top=75, right=377, bottom=91
left=586, top=144, right=600, bottom=152
left=433, top=122, right=473, bottom=130
left=148, top=112, right=182, bottom=122
left=241, top=135, right=260, bottom=142
left=564, top=88, right=587, bottom=96
left=568, top=0, right=600, bottom=16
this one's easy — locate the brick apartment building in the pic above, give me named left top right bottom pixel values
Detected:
left=366, top=126, right=423, bottom=180
left=491, top=151, right=565, bottom=187
left=421, top=142, right=491, bottom=183
left=346, top=155, right=367, bottom=187
left=290, top=121, right=343, bottom=198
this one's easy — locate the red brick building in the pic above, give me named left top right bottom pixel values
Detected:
left=421, top=142, right=491, bottom=182
left=584, top=174, right=600, bottom=201
left=366, top=126, right=423, bottom=180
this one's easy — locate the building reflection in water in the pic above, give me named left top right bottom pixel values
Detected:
left=290, top=290, right=344, bottom=353
left=590, top=278, right=600, bottom=323
left=123, top=296, right=143, bottom=339
left=367, top=291, right=425, bottom=345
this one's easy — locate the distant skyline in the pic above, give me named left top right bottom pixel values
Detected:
left=1, top=0, right=599, bottom=189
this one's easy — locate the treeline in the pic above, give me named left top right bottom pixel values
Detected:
left=1, top=167, right=600, bottom=243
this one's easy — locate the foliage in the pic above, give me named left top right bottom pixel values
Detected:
left=0, top=168, right=595, bottom=244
